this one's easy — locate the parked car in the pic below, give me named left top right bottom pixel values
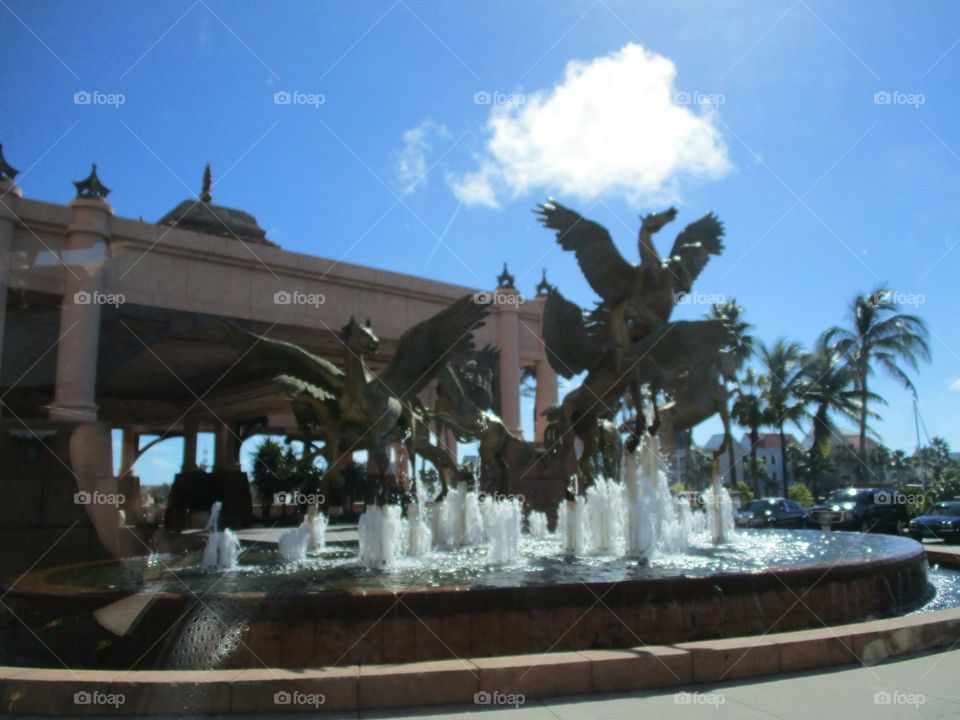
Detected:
left=908, top=501, right=960, bottom=543
left=734, top=498, right=809, bottom=529
left=806, top=487, right=908, bottom=534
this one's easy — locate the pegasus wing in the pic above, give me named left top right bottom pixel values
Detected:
left=378, top=294, right=489, bottom=401
left=536, top=199, right=636, bottom=304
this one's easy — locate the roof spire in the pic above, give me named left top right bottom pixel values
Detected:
left=200, top=163, right=212, bottom=203
left=496, top=262, right=515, bottom=289
left=536, top=268, right=552, bottom=296
left=73, top=164, right=110, bottom=199
left=0, top=144, right=19, bottom=182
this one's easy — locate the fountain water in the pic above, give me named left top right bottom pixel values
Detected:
left=482, top=497, right=522, bottom=564
left=557, top=494, right=591, bottom=555
left=200, top=502, right=240, bottom=571
left=527, top=510, right=549, bottom=538
left=403, top=472, right=434, bottom=557
left=277, top=504, right=328, bottom=563
left=555, top=435, right=735, bottom=557
left=432, top=483, right=484, bottom=549
left=358, top=504, right=406, bottom=567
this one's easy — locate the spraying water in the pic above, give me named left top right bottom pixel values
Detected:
left=482, top=497, right=522, bottom=564
left=432, top=483, right=484, bottom=548
left=358, top=504, right=407, bottom=567
left=277, top=504, right=328, bottom=563
left=200, top=502, right=241, bottom=571
left=527, top=511, right=549, bottom=538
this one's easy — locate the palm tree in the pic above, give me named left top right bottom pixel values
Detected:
left=731, top=368, right=767, bottom=496
left=759, top=339, right=807, bottom=497
left=708, top=300, right=755, bottom=486
left=797, top=337, right=866, bottom=496
left=824, top=288, right=930, bottom=484
left=890, top=449, right=912, bottom=484
left=869, top=445, right=891, bottom=484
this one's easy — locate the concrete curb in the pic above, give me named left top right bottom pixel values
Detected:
left=3, top=603, right=960, bottom=715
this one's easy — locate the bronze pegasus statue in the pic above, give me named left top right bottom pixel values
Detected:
left=222, top=294, right=488, bottom=501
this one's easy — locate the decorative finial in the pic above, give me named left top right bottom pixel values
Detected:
left=0, top=144, right=19, bottom=182
left=200, top=163, right=212, bottom=203
left=536, top=268, right=552, bottom=296
left=496, top=262, right=515, bottom=289
left=73, top=164, right=110, bottom=199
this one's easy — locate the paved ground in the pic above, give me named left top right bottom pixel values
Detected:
left=11, top=648, right=960, bottom=719
left=234, top=522, right=360, bottom=547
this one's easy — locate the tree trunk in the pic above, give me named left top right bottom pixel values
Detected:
left=808, top=448, right=818, bottom=499
left=779, top=425, right=789, bottom=497
left=727, top=439, right=738, bottom=488
left=750, top=427, right=760, bottom=497
left=858, top=378, right=869, bottom=487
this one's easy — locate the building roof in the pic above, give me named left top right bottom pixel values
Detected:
left=157, top=164, right=275, bottom=246
left=738, top=432, right=802, bottom=451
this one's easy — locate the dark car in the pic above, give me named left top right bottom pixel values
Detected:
left=909, top=502, right=960, bottom=543
left=734, top=498, right=809, bottom=529
left=806, top=487, right=908, bottom=535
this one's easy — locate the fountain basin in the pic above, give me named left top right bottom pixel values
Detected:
left=1, top=530, right=929, bottom=669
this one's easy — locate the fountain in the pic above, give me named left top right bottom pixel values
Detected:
left=0, top=201, right=947, bottom=714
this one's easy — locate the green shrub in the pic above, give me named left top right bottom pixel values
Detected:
left=736, top=481, right=754, bottom=505
left=787, top=482, right=814, bottom=507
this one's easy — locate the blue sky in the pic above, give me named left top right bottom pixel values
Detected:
left=4, top=1, right=959, bottom=485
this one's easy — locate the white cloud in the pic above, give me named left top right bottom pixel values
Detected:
left=396, top=119, right=450, bottom=194
left=450, top=43, right=732, bottom=208
left=950, top=378, right=960, bottom=392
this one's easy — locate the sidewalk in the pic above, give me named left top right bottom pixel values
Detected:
left=12, top=647, right=960, bottom=719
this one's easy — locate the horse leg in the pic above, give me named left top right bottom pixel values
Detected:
left=649, top=389, right=661, bottom=436
left=369, top=445, right=391, bottom=505
left=625, top=379, right=646, bottom=454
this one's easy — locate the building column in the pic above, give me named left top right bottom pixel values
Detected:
left=50, top=195, right=113, bottom=421
left=119, top=427, right=138, bottom=478
left=534, top=359, right=558, bottom=445
left=182, top=422, right=198, bottom=472
left=496, top=286, right=522, bottom=436
left=213, top=421, right=237, bottom=471
left=0, top=176, right=21, bottom=405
